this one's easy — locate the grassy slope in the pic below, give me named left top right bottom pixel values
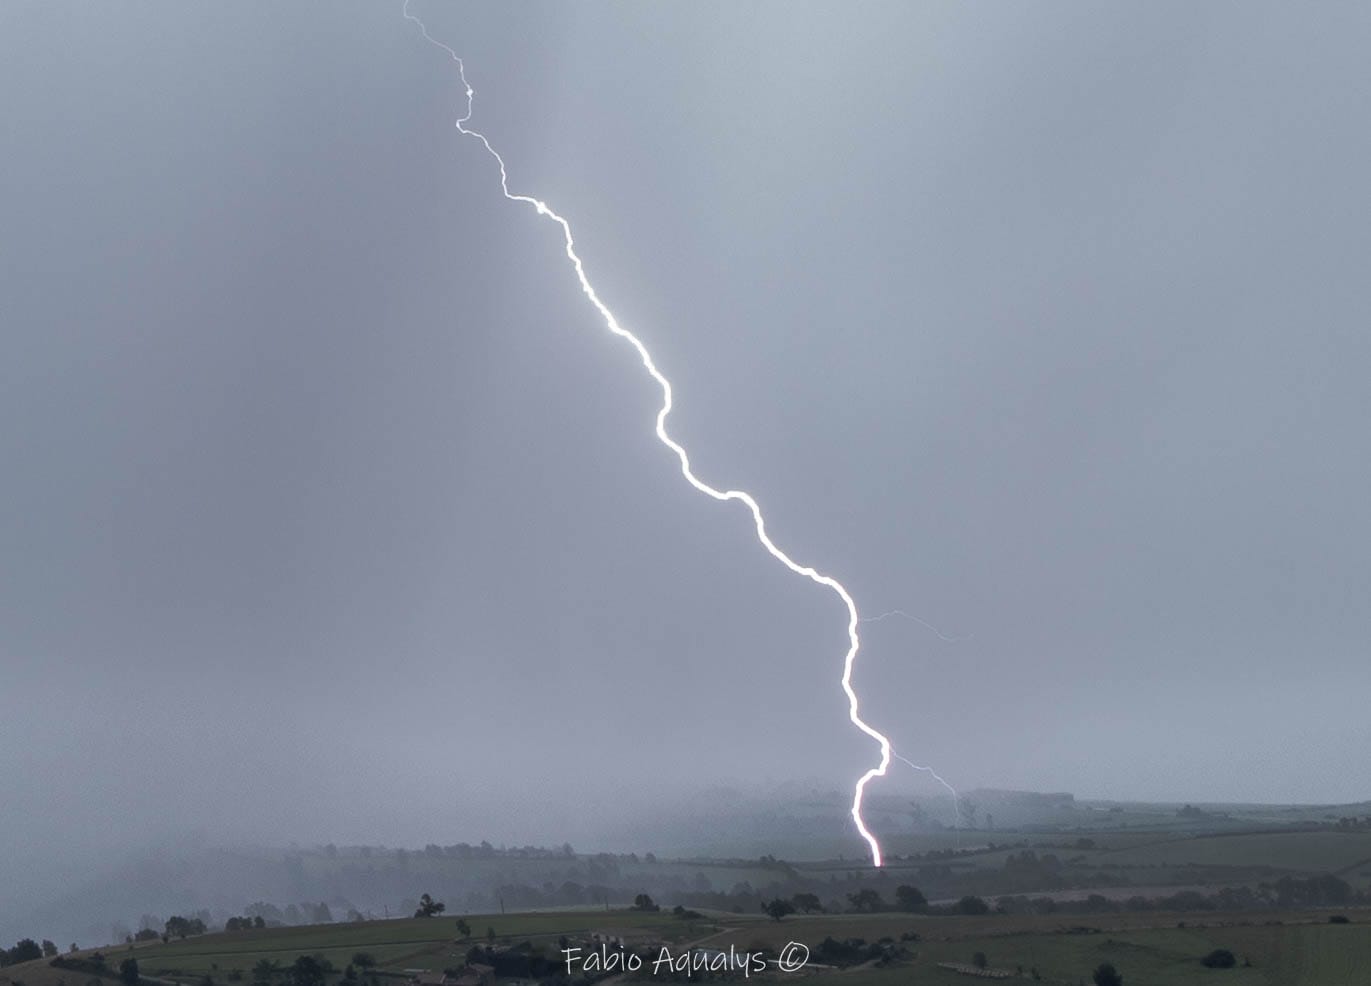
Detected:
left=733, top=912, right=1371, bottom=986
left=0, top=912, right=705, bottom=986
left=138, top=912, right=699, bottom=979
left=9, top=907, right=1367, bottom=986
left=1092, top=830, right=1371, bottom=871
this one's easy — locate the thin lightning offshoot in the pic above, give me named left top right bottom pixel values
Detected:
left=404, top=2, right=919, bottom=866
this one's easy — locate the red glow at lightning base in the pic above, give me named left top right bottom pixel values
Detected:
left=403, top=3, right=940, bottom=866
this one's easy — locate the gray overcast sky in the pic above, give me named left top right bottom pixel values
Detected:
left=2, top=0, right=1369, bottom=879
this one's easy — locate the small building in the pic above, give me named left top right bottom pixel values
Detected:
left=405, top=970, right=455, bottom=986
left=589, top=929, right=635, bottom=946
left=452, top=963, right=495, bottom=986
left=409, top=973, right=455, bottom=986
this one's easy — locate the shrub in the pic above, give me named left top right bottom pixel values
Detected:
left=1092, top=963, right=1123, bottom=986
left=956, top=896, right=990, bottom=915
left=6, top=940, right=44, bottom=965
left=1200, top=949, right=1236, bottom=969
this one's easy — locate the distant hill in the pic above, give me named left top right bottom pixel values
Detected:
left=3, top=790, right=1368, bottom=951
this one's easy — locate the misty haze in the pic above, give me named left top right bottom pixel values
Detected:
left=2, top=3, right=1368, bottom=984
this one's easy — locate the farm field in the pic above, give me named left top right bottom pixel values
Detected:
left=797, top=918, right=1371, bottom=986
left=1092, top=830, right=1371, bottom=872
left=0, top=911, right=693, bottom=986
left=135, top=911, right=697, bottom=979
left=6, top=907, right=1370, bottom=986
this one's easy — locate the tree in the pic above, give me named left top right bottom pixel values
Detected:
left=791, top=893, right=822, bottom=914
left=846, top=888, right=884, bottom=913
left=1092, top=963, right=1123, bottom=986
left=955, top=896, right=989, bottom=915
left=40, top=941, right=57, bottom=959
left=1200, top=950, right=1236, bottom=969
left=454, top=919, right=471, bottom=940
left=350, top=955, right=375, bottom=973
left=631, top=894, right=659, bottom=912
left=485, top=927, right=496, bottom=944
left=6, top=940, right=43, bottom=965
left=164, top=917, right=205, bottom=940
left=288, top=956, right=327, bottom=986
left=414, top=894, right=445, bottom=918
left=895, top=885, right=929, bottom=913
left=763, top=898, right=795, bottom=922
left=120, top=958, right=140, bottom=986
left=252, top=959, right=279, bottom=985
left=252, top=917, right=266, bottom=930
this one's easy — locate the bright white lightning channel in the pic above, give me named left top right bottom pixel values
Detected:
left=404, top=2, right=939, bottom=867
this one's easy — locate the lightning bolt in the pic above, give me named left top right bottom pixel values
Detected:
left=404, top=2, right=927, bottom=866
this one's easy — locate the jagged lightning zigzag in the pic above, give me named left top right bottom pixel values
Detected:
left=403, top=2, right=905, bottom=865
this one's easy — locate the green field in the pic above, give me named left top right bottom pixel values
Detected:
left=904, top=918, right=1371, bottom=986
left=6, top=906, right=1369, bottom=986
left=778, top=918, right=1371, bottom=986
left=1093, top=830, right=1371, bottom=872
left=1, top=911, right=696, bottom=986
left=116, top=911, right=698, bottom=981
